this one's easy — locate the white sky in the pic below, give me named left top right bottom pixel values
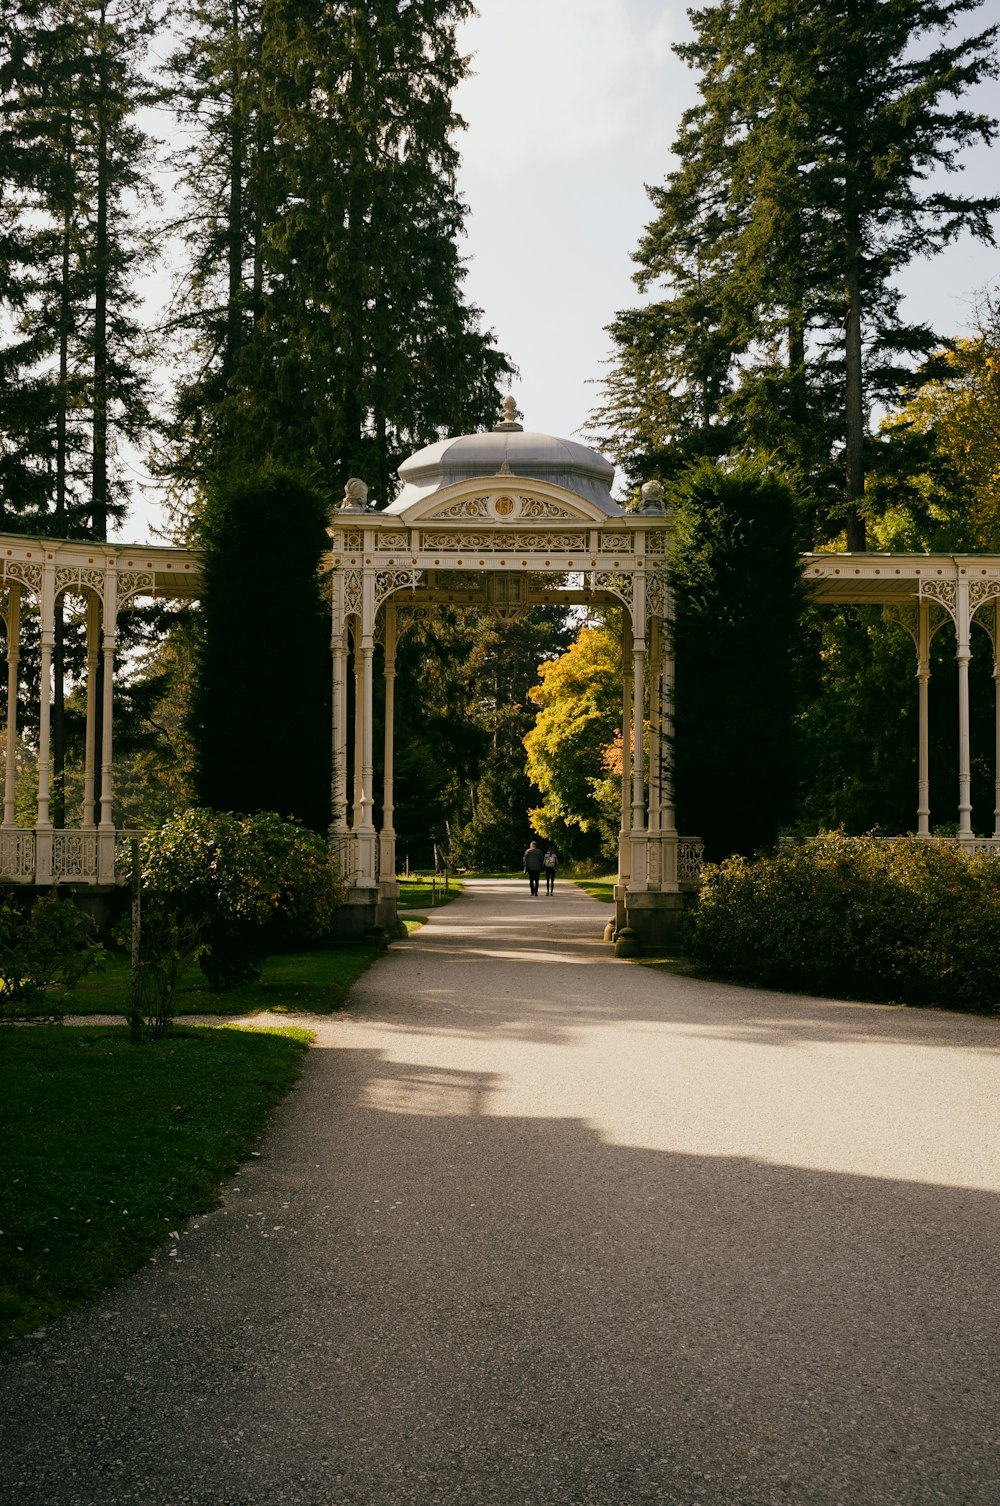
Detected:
left=114, top=0, right=1000, bottom=540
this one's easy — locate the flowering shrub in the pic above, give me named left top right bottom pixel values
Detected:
left=688, top=832, right=1000, bottom=1012
left=136, top=809, right=347, bottom=992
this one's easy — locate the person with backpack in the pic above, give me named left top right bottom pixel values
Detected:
left=542, top=847, right=558, bottom=895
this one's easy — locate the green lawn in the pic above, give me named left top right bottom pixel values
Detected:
left=397, top=873, right=464, bottom=910
left=0, top=1023, right=312, bottom=1341
left=58, top=943, right=382, bottom=1019
left=572, top=875, right=617, bottom=904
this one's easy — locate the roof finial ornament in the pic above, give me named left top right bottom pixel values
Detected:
left=640, top=479, right=666, bottom=513
left=340, top=476, right=369, bottom=511
left=493, top=394, right=523, bottom=433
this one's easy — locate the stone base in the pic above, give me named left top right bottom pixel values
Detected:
left=376, top=878, right=406, bottom=940
left=622, top=889, right=688, bottom=950
left=329, top=886, right=379, bottom=944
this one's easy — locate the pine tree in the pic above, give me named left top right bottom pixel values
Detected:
left=166, top=0, right=514, bottom=507
left=596, top=0, right=999, bottom=548
left=0, top=1, right=159, bottom=820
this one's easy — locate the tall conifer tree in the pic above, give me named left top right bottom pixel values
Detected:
left=595, top=0, right=999, bottom=548
left=167, top=0, right=513, bottom=508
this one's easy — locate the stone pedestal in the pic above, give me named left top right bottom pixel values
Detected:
left=623, top=888, right=688, bottom=949
left=330, top=885, right=379, bottom=943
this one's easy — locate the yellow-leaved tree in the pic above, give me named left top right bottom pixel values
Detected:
left=871, top=306, right=1000, bottom=551
left=523, top=625, right=622, bottom=862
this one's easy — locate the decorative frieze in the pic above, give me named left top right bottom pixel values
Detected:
left=598, top=532, right=633, bottom=552
left=375, top=532, right=409, bottom=551
left=428, top=496, right=494, bottom=519
left=420, top=531, right=588, bottom=552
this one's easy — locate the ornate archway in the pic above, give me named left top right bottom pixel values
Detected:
left=327, top=401, right=704, bottom=944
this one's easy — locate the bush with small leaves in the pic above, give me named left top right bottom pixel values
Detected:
left=688, top=833, right=1000, bottom=1012
left=0, top=893, right=103, bottom=1020
left=135, top=809, right=347, bottom=992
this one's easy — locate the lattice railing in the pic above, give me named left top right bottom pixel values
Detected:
left=52, top=830, right=98, bottom=879
left=678, top=838, right=705, bottom=883
left=0, top=831, right=35, bottom=880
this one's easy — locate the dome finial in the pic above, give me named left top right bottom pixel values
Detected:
left=494, top=394, right=523, bottom=433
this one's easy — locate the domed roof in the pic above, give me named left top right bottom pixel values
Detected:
left=387, top=398, right=620, bottom=514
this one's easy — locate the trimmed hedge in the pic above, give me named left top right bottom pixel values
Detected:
left=688, top=833, right=1000, bottom=1012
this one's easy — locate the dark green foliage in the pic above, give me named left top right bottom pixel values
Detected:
left=0, top=892, right=102, bottom=1017
left=670, top=459, right=811, bottom=861
left=0, top=1024, right=310, bottom=1339
left=594, top=0, right=999, bottom=546
left=799, top=606, right=1000, bottom=837
left=0, top=0, right=157, bottom=537
left=165, top=0, right=513, bottom=505
left=689, top=834, right=1000, bottom=1012
left=190, top=465, right=331, bottom=830
left=137, top=808, right=347, bottom=992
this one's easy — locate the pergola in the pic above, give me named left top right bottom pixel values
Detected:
left=2, top=403, right=999, bottom=940
left=804, top=552, right=1000, bottom=848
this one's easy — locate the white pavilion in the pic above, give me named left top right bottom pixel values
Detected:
left=1, top=397, right=998, bottom=944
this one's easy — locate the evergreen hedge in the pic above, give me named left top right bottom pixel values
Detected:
left=688, top=833, right=1000, bottom=1012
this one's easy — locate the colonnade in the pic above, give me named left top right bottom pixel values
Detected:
left=905, top=587, right=1000, bottom=843
left=0, top=539, right=197, bottom=885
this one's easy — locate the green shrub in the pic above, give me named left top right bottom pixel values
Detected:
left=0, top=893, right=103, bottom=1020
left=135, top=809, right=346, bottom=992
left=688, top=833, right=1000, bottom=1012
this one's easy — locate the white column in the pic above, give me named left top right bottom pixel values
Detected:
left=36, top=562, right=55, bottom=832
left=660, top=582, right=677, bottom=838
left=648, top=615, right=661, bottom=835
left=330, top=578, right=349, bottom=839
left=618, top=613, right=632, bottom=886
left=82, top=593, right=100, bottom=828
left=95, top=571, right=119, bottom=885
left=355, top=570, right=377, bottom=885
left=629, top=577, right=648, bottom=890
left=359, top=639, right=375, bottom=833
left=3, top=585, right=21, bottom=828
left=34, top=563, right=56, bottom=883
left=916, top=599, right=931, bottom=837
left=351, top=623, right=364, bottom=830
left=956, top=577, right=973, bottom=839
left=379, top=601, right=397, bottom=879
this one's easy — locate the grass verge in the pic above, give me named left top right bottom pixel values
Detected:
left=572, top=875, right=616, bottom=905
left=0, top=1023, right=312, bottom=1342
left=57, top=944, right=382, bottom=1019
left=397, top=874, right=464, bottom=910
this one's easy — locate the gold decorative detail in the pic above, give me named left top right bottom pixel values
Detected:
left=495, top=496, right=515, bottom=517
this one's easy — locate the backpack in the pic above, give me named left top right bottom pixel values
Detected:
left=543, top=852, right=556, bottom=869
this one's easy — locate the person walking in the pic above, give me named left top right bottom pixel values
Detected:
left=543, top=847, right=558, bottom=895
left=522, top=840, right=544, bottom=896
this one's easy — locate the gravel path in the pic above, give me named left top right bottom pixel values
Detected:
left=2, top=877, right=999, bottom=1506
